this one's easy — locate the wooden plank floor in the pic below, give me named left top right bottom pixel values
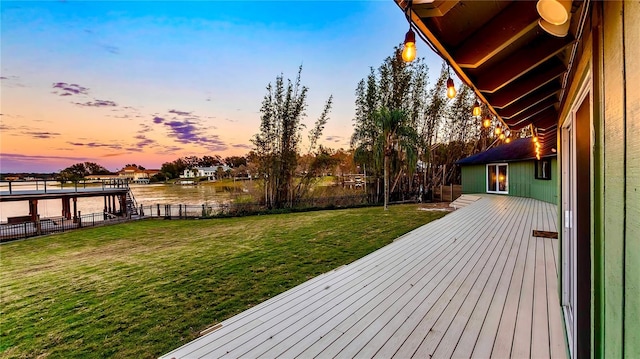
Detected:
left=161, top=195, right=567, bottom=359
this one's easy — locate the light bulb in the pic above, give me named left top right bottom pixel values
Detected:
left=506, top=138, right=511, bottom=143
left=472, top=101, right=482, bottom=117
left=533, top=136, right=539, bottom=143
left=495, top=127, right=502, bottom=135
left=483, top=118, right=491, bottom=128
left=402, top=29, right=416, bottom=62
left=500, top=133, right=506, bottom=140
left=446, top=77, right=456, bottom=99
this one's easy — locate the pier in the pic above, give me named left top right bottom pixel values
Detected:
left=0, top=179, right=137, bottom=224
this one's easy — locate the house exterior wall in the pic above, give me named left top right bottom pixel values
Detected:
left=557, top=2, right=640, bottom=356
left=461, top=164, right=485, bottom=194
left=594, top=2, right=639, bottom=357
left=460, top=158, right=557, bottom=204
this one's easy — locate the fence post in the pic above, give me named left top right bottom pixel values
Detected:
left=23, top=222, right=27, bottom=238
left=36, top=215, right=42, bottom=236
left=157, top=204, right=160, bottom=217
left=78, top=211, right=82, bottom=228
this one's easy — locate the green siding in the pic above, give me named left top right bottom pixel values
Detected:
left=461, top=165, right=486, bottom=194
left=460, top=158, right=557, bottom=204
left=601, top=2, right=625, bottom=357
left=624, top=1, right=640, bottom=357
left=592, top=2, right=640, bottom=357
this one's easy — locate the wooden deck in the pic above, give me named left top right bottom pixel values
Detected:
left=161, top=195, right=567, bottom=358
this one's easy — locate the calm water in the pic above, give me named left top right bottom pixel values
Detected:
left=0, top=182, right=237, bottom=223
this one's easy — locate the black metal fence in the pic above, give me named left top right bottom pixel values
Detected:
left=0, top=212, right=130, bottom=242
left=139, top=195, right=373, bottom=219
left=0, top=195, right=374, bottom=242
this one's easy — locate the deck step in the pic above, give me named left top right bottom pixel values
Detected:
left=449, top=194, right=482, bottom=209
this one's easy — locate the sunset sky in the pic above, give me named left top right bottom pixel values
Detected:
left=1, top=0, right=442, bottom=173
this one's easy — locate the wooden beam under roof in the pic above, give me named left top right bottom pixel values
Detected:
left=498, top=84, right=561, bottom=119
left=486, top=58, right=566, bottom=108
left=506, top=103, right=558, bottom=128
left=455, top=1, right=539, bottom=69
left=412, top=0, right=459, bottom=18
left=475, top=35, right=574, bottom=93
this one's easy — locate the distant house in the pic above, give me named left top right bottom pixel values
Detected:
left=181, top=166, right=231, bottom=180
left=85, top=174, right=120, bottom=181
left=116, top=166, right=160, bottom=183
left=457, top=137, right=557, bottom=204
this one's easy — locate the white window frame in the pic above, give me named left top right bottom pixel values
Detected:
left=486, top=163, right=508, bottom=194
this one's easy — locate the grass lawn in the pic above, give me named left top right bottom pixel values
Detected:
left=0, top=204, right=447, bottom=358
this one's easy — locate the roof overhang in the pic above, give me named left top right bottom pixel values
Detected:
left=395, top=0, right=590, bottom=148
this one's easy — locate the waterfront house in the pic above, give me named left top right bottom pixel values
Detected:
left=116, top=166, right=159, bottom=182
left=161, top=1, right=638, bottom=357
left=181, top=166, right=231, bottom=180
left=391, top=0, right=638, bottom=356
left=457, top=137, right=558, bottom=204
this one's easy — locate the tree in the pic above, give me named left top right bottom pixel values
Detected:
left=351, top=46, right=428, bottom=204
left=251, top=66, right=333, bottom=208
left=224, top=156, right=247, bottom=168
left=373, top=108, right=419, bottom=210
left=58, top=162, right=111, bottom=181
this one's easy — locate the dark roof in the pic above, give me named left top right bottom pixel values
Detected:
left=457, top=137, right=556, bottom=165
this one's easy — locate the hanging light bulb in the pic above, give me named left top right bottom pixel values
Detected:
left=533, top=136, right=539, bottom=143
left=446, top=76, right=456, bottom=99
left=505, top=137, right=511, bottom=144
left=483, top=118, right=491, bottom=128
left=499, top=133, right=506, bottom=140
left=402, top=28, right=416, bottom=62
left=472, top=101, right=482, bottom=117
left=495, top=127, right=502, bottom=135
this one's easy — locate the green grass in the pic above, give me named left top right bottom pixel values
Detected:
left=0, top=204, right=447, bottom=358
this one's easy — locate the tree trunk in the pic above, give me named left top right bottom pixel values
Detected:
left=384, top=154, right=390, bottom=210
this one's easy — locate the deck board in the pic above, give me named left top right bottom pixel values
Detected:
left=161, top=195, right=567, bottom=359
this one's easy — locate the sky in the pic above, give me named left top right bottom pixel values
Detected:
left=1, top=0, right=443, bottom=173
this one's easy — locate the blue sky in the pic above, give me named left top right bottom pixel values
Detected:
left=1, top=0, right=443, bottom=173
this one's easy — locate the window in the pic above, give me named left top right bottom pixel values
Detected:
left=486, top=163, right=508, bottom=194
left=535, top=158, right=552, bottom=180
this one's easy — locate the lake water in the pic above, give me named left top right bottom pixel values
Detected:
left=0, top=182, right=237, bottom=223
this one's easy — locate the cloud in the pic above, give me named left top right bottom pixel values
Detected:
left=52, top=82, right=89, bottom=96
left=163, top=119, right=227, bottom=151
left=325, top=135, right=344, bottom=143
left=100, top=152, right=129, bottom=157
left=153, top=116, right=164, bottom=124
left=75, top=99, right=117, bottom=107
left=232, top=143, right=252, bottom=149
left=67, top=141, right=123, bottom=150
left=102, top=45, right=119, bottom=54
left=133, top=134, right=155, bottom=148
left=168, top=109, right=192, bottom=116
left=24, top=131, right=61, bottom=139
left=1, top=153, right=91, bottom=162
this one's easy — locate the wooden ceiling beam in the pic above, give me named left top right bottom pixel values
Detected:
left=505, top=103, right=557, bottom=127
left=475, top=35, right=574, bottom=93
left=485, top=59, right=566, bottom=108
left=412, top=0, right=460, bottom=18
left=455, top=1, right=539, bottom=69
left=498, top=84, right=561, bottom=119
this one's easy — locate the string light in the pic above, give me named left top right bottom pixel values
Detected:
left=495, top=127, right=502, bottom=135
left=472, top=101, right=482, bottom=117
left=446, top=73, right=456, bottom=99
left=402, top=28, right=416, bottom=62
left=506, top=137, right=511, bottom=143
left=401, top=0, right=416, bottom=63
left=483, top=118, right=491, bottom=128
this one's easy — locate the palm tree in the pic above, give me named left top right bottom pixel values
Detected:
left=373, top=108, right=419, bottom=210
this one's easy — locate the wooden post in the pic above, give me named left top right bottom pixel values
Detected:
left=36, top=215, right=42, bottom=236
left=72, top=197, right=78, bottom=223
left=28, top=199, right=38, bottom=222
